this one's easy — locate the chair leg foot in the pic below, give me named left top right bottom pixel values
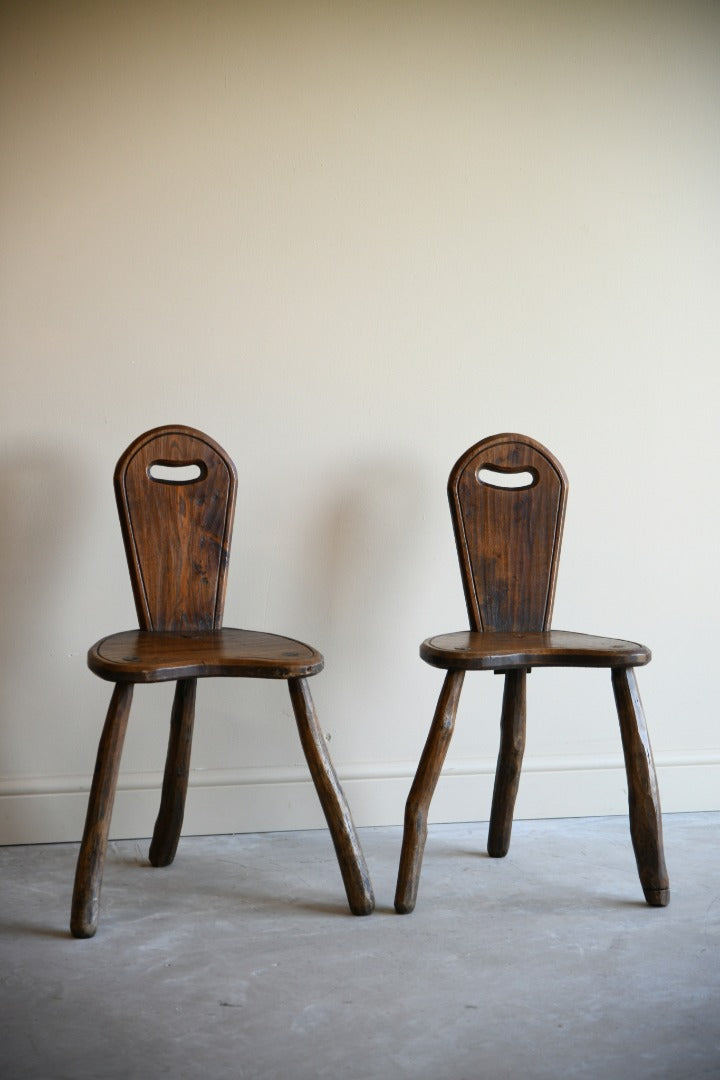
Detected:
left=643, top=886, right=670, bottom=908
left=612, top=666, right=669, bottom=907
left=70, top=683, right=133, bottom=938
left=394, top=670, right=465, bottom=914
left=288, top=678, right=375, bottom=916
left=149, top=678, right=197, bottom=868
left=487, top=669, right=527, bottom=858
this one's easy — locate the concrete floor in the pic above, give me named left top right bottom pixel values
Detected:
left=2, top=812, right=718, bottom=1080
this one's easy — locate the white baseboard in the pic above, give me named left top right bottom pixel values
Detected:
left=1, top=752, right=718, bottom=846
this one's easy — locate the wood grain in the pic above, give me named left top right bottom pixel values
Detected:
left=612, top=666, right=669, bottom=906
left=421, top=630, right=651, bottom=671
left=449, top=433, right=567, bottom=633
left=115, top=426, right=237, bottom=632
left=487, top=669, right=527, bottom=858
left=289, top=678, right=375, bottom=915
left=89, top=628, right=324, bottom=682
left=149, top=678, right=197, bottom=868
left=394, top=670, right=465, bottom=914
left=71, top=683, right=133, bottom=938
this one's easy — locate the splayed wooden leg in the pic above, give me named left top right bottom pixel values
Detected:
left=289, top=677, right=374, bottom=915
left=149, top=678, right=197, bottom=868
left=487, top=669, right=527, bottom=858
left=612, top=666, right=669, bottom=907
left=395, top=669, right=465, bottom=914
left=71, top=683, right=133, bottom=938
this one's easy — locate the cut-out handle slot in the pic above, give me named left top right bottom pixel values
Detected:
left=477, top=466, right=537, bottom=490
left=148, top=461, right=207, bottom=485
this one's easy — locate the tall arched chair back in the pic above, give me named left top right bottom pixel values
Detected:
left=114, top=425, right=238, bottom=632
left=448, top=433, right=568, bottom=633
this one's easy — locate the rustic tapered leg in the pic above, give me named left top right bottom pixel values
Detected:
left=149, top=678, right=197, bottom=868
left=71, top=683, right=134, bottom=938
left=487, top=669, right=527, bottom=857
left=288, top=677, right=374, bottom=916
left=395, top=669, right=465, bottom=914
left=612, top=666, right=669, bottom=907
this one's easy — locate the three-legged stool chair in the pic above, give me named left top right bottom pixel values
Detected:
left=395, top=433, right=668, bottom=914
left=72, top=425, right=374, bottom=937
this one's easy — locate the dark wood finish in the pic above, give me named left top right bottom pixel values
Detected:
left=88, top=629, right=324, bottom=683
left=487, top=669, right=527, bottom=857
left=289, top=678, right=374, bottom=915
left=72, top=425, right=373, bottom=936
left=115, top=426, right=237, bottom=632
left=449, top=433, right=567, bottom=633
left=421, top=630, right=650, bottom=671
left=71, top=683, right=133, bottom=938
left=149, top=678, right=197, bottom=868
left=394, top=670, right=465, bottom=914
left=612, top=667, right=669, bottom=906
left=396, top=433, right=669, bottom=911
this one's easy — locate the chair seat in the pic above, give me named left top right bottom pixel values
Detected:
left=420, top=630, right=650, bottom=671
left=88, top=628, right=324, bottom=683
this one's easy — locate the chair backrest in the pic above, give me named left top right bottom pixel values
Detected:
left=448, top=433, right=568, bottom=633
left=114, top=425, right=237, bottom=632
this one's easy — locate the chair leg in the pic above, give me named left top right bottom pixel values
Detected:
left=487, top=669, right=527, bottom=858
left=395, top=669, right=465, bottom=914
left=288, top=677, right=375, bottom=916
left=71, top=683, right=133, bottom=938
left=149, top=678, right=197, bottom=868
left=611, top=666, right=669, bottom=907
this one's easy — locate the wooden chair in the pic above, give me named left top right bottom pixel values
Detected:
left=71, top=425, right=374, bottom=937
left=395, top=433, right=669, bottom=914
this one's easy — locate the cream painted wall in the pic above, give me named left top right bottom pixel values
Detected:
left=1, top=0, right=718, bottom=844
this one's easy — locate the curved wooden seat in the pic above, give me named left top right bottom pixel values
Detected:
left=88, top=629, right=324, bottom=683
left=71, top=425, right=374, bottom=937
left=395, top=433, right=668, bottom=915
left=420, top=630, right=651, bottom=671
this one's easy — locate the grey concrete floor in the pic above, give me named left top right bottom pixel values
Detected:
left=2, top=813, right=719, bottom=1080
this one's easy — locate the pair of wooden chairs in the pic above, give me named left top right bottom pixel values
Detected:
left=71, top=426, right=668, bottom=937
